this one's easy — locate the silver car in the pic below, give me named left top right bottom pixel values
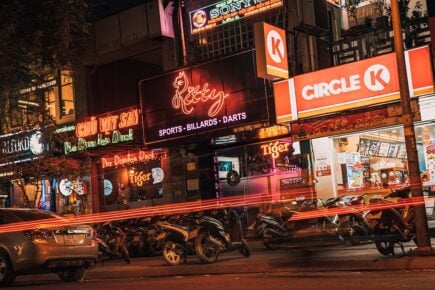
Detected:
left=0, top=208, right=98, bottom=286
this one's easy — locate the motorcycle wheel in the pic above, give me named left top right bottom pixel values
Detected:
left=373, top=223, right=395, bottom=256
left=162, top=240, right=183, bottom=266
left=375, top=240, right=395, bottom=256
left=195, top=231, right=219, bottom=264
left=263, top=227, right=280, bottom=250
left=146, top=237, right=163, bottom=257
left=120, top=245, right=131, bottom=264
left=346, top=221, right=367, bottom=246
left=255, top=222, right=265, bottom=238
left=239, top=239, right=251, bottom=257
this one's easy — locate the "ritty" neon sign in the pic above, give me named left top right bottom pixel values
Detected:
left=171, top=71, right=229, bottom=117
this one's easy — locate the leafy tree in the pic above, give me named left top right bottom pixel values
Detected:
left=0, top=0, right=91, bottom=132
left=0, top=0, right=92, bottom=209
left=344, top=0, right=363, bottom=25
left=385, top=0, right=428, bottom=48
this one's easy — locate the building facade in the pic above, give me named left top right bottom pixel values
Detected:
left=1, top=0, right=433, bottom=220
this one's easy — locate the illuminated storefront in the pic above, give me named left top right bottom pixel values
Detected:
left=213, top=135, right=313, bottom=202
left=273, top=45, right=435, bottom=217
left=139, top=50, right=310, bottom=207
left=99, top=148, right=169, bottom=210
left=62, top=106, right=143, bottom=212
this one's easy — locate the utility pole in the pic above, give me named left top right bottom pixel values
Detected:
left=391, top=0, right=433, bottom=254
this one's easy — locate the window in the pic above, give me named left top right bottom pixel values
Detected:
left=60, top=70, right=75, bottom=117
left=10, top=70, right=76, bottom=129
left=190, top=9, right=287, bottom=62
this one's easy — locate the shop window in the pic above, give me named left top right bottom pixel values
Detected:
left=215, top=139, right=313, bottom=199
left=128, top=161, right=164, bottom=202
left=334, top=128, right=409, bottom=192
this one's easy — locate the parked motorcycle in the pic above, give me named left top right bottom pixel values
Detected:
left=256, top=198, right=344, bottom=250
left=194, top=208, right=251, bottom=263
left=134, top=216, right=166, bottom=257
left=157, top=213, right=201, bottom=265
left=122, top=219, right=148, bottom=258
left=365, top=187, right=416, bottom=256
left=95, top=221, right=131, bottom=264
left=324, top=193, right=370, bottom=245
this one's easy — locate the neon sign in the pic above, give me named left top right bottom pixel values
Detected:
left=0, top=130, right=46, bottom=166
left=258, top=125, right=289, bottom=139
left=189, top=0, right=283, bottom=34
left=140, top=51, right=268, bottom=144
left=76, top=107, right=139, bottom=138
left=129, top=167, right=165, bottom=186
left=101, top=149, right=168, bottom=169
left=261, top=141, right=290, bottom=159
left=129, top=171, right=152, bottom=187
left=172, top=71, right=229, bottom=117
left=64, top=107, right=139, bottom=154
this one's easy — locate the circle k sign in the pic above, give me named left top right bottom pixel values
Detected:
left=364, top=64, right=390, bottom=92
left=254, top=22, right=289, bottom=79
left=266, top=29, right=285, bottom=64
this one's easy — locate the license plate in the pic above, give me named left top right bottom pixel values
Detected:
left=58, top=234, right=86, bottom=245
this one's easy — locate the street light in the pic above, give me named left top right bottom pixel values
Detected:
left=391, top=0, right=434, bottom=254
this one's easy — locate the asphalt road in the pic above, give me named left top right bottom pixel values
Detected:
left=10, top=270, right=435, bottom=290
left=10, top=238, right=435, bottom=289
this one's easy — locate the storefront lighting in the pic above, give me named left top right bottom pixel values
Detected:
left=172, top=71, right=228, bottom=117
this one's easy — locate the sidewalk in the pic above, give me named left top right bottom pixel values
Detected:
left=83, top=238, right=435, bottom=281
left=82, top=221, right=435, bottom=281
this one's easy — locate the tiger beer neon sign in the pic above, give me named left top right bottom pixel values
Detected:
left=172, top=71, right=229, bottom=117
left=261, top=141, right=290, bottom=159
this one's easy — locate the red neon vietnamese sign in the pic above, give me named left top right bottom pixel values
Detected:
left=171, top=71, right=229, bottom=117
left=101, top=149, right=168, bottom=169
left=76, top=107, right=139, bottom=138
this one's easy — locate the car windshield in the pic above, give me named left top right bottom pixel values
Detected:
left=9, top=209, right=61, bottom=222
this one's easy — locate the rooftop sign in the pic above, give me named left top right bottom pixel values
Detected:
left=189, top=0, right=283, bottom=34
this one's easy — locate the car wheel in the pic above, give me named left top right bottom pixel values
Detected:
left=57, top=267, right=85, bottom=282
left=0, top=250, right=16, bottom=287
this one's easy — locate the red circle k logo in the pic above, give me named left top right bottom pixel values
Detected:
left=364, top=64, right=391, bottom=92
left=266, top=30, right=285, bottom=64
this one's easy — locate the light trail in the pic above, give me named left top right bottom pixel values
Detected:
left=0, top=193, right=429, bottom=234
left=0, top=193, right=271, bottom=233
left=289, top=196, right=426, bottom=221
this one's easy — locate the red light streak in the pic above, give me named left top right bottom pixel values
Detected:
left=0, top=194, right=428, bottom=234
left=289, top=197, right=426, bottom=221
left=0, top=193, right=267, bottom=234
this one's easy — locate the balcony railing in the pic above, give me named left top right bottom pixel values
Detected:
left=332, top=19, right=431, bottom=65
